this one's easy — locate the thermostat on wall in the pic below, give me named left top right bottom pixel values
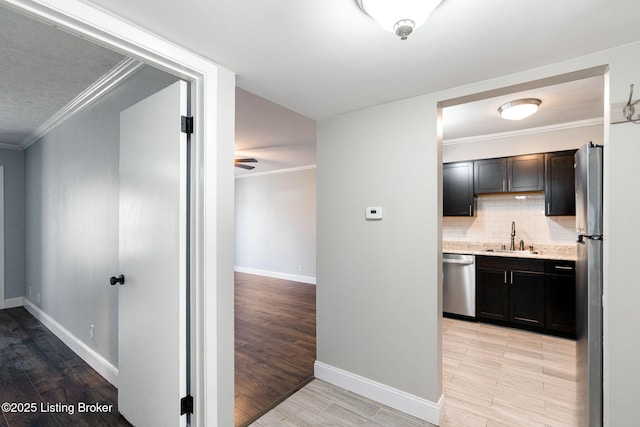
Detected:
left=365, top=206, right=383, bottom=220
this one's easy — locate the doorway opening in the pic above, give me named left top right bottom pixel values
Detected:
left=232, top=92, right=317, bottom=425
left=438, top=66, right=607, bottom=426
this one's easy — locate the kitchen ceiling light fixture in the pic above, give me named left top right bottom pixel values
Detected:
left=498, top=98, right=542, bottom=120
left=357, top=0, right=444, bottom=40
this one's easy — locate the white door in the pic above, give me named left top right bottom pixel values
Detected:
left=117, top=80, right=189, bottom=427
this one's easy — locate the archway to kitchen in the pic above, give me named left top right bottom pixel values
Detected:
left=438, top=66, right=607, bottom=426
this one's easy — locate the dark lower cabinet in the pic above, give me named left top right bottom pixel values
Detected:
left=477, top=256, right=574, bottom=337
left=477, top=266, right=510, bottom=321
left=545, top=260, right=576, bottom=337
left=510, top=269, right=546, bottom=327
left=477, top=257, right=545, bottom=330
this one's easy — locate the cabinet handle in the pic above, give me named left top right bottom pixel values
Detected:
left=547, top=202, right=550, bottom=215
left=554, top=265, right=573, bottom=271
left=502, top=180, right=506, bottom=192
left=504, top=271, right=507, bottom=284
left=510, top=271, right=514, bottom=284
left=508, top=179, right=512, bottom=191
left=469, top=205, right=472, bottom=216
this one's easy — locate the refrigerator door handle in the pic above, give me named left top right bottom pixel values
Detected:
left=578, top=234, right=603, bottom=243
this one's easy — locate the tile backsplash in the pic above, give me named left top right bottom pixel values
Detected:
left=443, top=193, right=577, bottom=246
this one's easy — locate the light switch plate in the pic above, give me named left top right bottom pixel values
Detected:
left=365, top=206, right=383, bottom=220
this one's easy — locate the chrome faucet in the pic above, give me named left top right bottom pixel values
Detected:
left=510, top=221, right=516, bottom=250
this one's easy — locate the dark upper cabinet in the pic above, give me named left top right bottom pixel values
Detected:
left=473, top=158, right=508, bottom=194
left=508, top=154, right=545, bottom=192
left=474, top=154, right=544, bottom=194
left=544, top=150, right=577, bottom=216
left=443, top=162, right=474, bottom=216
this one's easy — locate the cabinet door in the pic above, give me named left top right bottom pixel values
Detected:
left=544, top=150, right=576, bottom=216
left=509, top=270, right=545, bottom=327
left=474, top=158, right=507, bottom=194
left=508, top=154, right=544, bottom=192
left=545, top=274, right=576, bottom=335
left=443, top=162, right=474, bottom=216
left=477, top=267, right=509, bottom=321
left=545, top=260, right=576, bottom=336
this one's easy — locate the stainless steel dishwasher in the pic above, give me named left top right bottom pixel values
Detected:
left=443, top=253, right=476, bottom=318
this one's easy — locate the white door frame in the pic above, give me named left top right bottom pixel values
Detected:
left=1, top=1, right=236, bottom=425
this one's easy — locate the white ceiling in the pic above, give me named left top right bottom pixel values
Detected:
left=0, top=6, right=124, bottom=147
left=442, top=75, right=605, bottom=141
left=1, top=0, right=634, bottom=171
left=83, top=0, right=637, bottom=121
left=235, top=88, right=316, bottom=176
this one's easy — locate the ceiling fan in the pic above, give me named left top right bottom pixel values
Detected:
left=234, top=157, right=258, bottom=170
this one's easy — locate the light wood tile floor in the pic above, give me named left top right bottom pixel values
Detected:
left=441, top=317, right=577, bottom=427
left=250, top=318, right=577, bottom=426
left=250, top=379, right=436, bottom=426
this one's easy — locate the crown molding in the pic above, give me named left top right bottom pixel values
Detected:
left=0, top=143, right=24, bottom=151
left=19, top=57, right=144, bottom=150
left=443, top=117, right=604, bottom=146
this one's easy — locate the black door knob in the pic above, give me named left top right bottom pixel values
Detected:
left=110, top=274, right=125, bottom=286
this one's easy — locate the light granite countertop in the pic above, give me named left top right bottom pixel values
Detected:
left=443, top=241, right=577, bottom=261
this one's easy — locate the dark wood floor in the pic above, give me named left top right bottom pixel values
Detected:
left=0, top=307, right=131, bottom=427
left=234, top=272, right=316, bottom=427
left=1, top=273, right=316, bottom=427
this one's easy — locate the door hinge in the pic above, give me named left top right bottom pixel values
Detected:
left=181, top=116, right=194, bottom=135
left=180, top=395, right=193, bottom=415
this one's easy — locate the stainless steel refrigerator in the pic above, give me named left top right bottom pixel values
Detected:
left=575, top=142, right=603, bottom=427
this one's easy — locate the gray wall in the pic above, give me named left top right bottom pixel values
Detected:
left=0, top=148, right=25, bottom=299
left=24, top=65, right=178, bottom=366
left=317, top=40, right=640, bottom=424
left=317, top=96, right=440, bottom=402
left=235, top=167, right=316, bottom=281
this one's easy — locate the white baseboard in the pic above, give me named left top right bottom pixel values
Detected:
left=2, top=297, right=24, bottom=309
left=234, top=266, right=316, bottom=285
left=22, top=299, right=119, bottom=387
left=314, top=361, right=444, bottom=425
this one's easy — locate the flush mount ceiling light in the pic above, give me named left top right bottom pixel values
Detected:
left=498, top=98, right=542, bottom=120
left=357, top=0, right=444, bottom=40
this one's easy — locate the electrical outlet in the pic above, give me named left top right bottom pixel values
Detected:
left=28, top=286, right=32, bottom=296
left=37, top=292, right=41, bottom=304
left=90, top=325, right=95, bottom=341
left=298, top=265, right=303, bottom=272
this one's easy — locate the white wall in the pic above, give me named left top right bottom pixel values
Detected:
left=235, top=166, right=316, bottom=283
left=317, top=41, right=640, bottom=425
left=443, top=123, right=603, bottom=163
left=24, top=65, right=177, bottom=368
